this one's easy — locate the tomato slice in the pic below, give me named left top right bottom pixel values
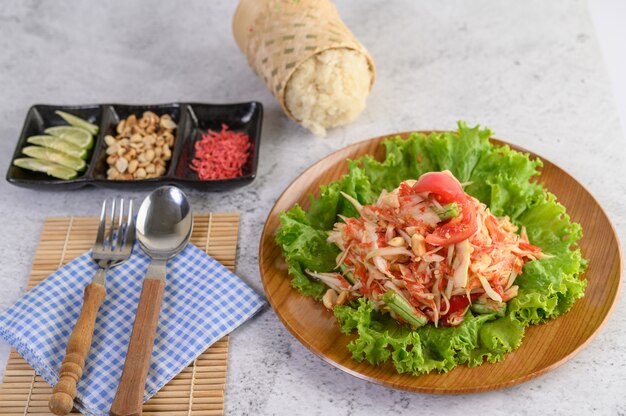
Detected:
left=425, top=200, right=477, bottom=245
left=412, top=171, right=465, bottom=204
left=440, top=293, right=481, bottom=326
left=411, top=171, right=478, bottom=246
left=445, top=294, right=472, bottom=315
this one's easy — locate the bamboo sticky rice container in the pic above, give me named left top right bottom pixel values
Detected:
left=233, top=0, right=376, bottom=135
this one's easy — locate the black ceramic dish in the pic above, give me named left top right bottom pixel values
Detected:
left=6, top=102, right=263, bottom=191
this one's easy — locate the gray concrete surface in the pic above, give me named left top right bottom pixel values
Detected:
left=0, top=1, right=624, bottom=414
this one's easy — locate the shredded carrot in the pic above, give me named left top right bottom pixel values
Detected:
left=189, top=124, right=251, bottom=180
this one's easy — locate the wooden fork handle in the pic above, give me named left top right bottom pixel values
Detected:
left=49, top=282, right=106, bottom=415
left=110, top=278, right=165, bottom=416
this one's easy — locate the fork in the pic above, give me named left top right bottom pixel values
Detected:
left=48, top=198, right=135, bottom=416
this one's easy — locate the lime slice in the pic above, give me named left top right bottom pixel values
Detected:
left=22, top=146, right=86, bottom=172
left=55, top=111, right=99, bottom=136
left=44, top=126, right=94, bottom=149
left=13, top=158, right=77, bottom=180
left=27, top=135, right=88, bottom=159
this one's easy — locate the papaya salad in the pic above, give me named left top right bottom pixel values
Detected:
left=275, top=123, right=586, bottom=375
left=310, top=171, right=545, bottom=328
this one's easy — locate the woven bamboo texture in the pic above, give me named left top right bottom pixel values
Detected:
left=0, top=213, right=240, bottom=415
left=233, top=0, right=375, bottom=119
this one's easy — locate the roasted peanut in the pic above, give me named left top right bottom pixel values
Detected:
left=144, top=134, right=156, bottom=146
left=162, top=144, right=171, bottom=160
left=115, top=157, right=128, bottom=174
left=144, top=111, right=158, bottom=123
left=411, top=233, right=426, bottom=257
left=127, top=159, right=139, bottom=174
left=388, top=236, right=406, bottom=247
left=322, top=289, right=338, bottom=309
left=160, top=118, right=177, bottom=130
left=116, top=120, right=126, bottom=134
left=106, top=154, right=118, bottom=165
left=106, top=143, right=118, bottom=155
left=336, top=291, right=349, bottom=306
left=107, top=112, right=176, bottom=179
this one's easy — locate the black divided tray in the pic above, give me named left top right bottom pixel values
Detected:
left=6, top=102, right=263, bottom=191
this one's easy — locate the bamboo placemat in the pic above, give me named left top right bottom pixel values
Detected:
left=0, top=213, right=240, bottom=416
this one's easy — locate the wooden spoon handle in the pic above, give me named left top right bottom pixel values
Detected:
left=110, top=278, right=165, bottom=416
left=49, top=281, right=106, bottom=415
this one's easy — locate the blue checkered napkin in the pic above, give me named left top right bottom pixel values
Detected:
left=0, top=242, right=265, bottom=415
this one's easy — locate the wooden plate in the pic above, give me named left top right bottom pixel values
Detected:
left=259, top=132, right=622, bottom=394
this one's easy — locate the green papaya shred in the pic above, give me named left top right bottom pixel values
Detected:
left=275, top=122, right=587, bottom=375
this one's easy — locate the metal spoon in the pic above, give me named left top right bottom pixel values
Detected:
left=110, top=186, right=193, bottom=416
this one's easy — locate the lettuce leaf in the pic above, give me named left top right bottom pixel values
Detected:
left=275, top=122, right=587, bottom=375
left=275, top=207, right=338, bottom=299
left=335, top=299, right=502, bottom=374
